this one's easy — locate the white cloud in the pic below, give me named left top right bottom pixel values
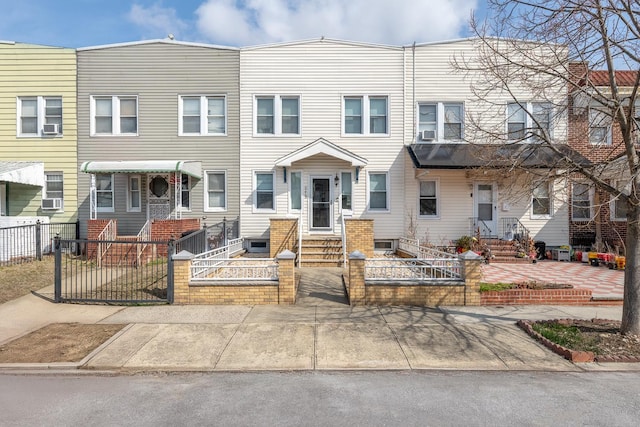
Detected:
left=128, top=3, right=189, bottom=40
left=196, top=0, right=478, bottom=47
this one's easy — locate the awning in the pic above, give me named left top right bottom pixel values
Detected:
left=0, top=161, right=45, bottom=186
left=275, top=138, right=368, bottom=167
left=406, top=143, right=591, bottom=169
left=80, top=160, right=202, bottom=179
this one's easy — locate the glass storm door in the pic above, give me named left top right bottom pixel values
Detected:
left=475, top=183, right=496, bottom=236
left=311, top=178, right=331, bottom=229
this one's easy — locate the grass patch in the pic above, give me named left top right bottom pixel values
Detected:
left=532, top=321, right=600, bottom=354
left=479, top=282, right=515, bottom=292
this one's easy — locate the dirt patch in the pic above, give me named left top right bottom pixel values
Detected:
left=0, top=257, right=55, bottom=304
left=0, top=323, right=126, bottom=363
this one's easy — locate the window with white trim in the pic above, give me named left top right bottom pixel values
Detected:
left=254, top=172, right=275, bottom=211
left=17, top=96, right=63, bottom=136
left=289, top=171, right=302, bottom=212
left=343, top=96, right=388, bottom=135
left=341, top=172, right=352, bottom=211
left=419, top=180, right=438, bottom=217
left=180, top=175, right=191, bottom=211
left=96, top=174, right=114, bottom=212
left=589, top=108, right=612, bottom=145
left=127, top=175, right=141, bottom=212
left=43, top=172, right=64, bottom=210
left=418, top=102, right=463, bottom=141
left=254, top=95, right=300, bottom=135
left=205, top=171, right=226, bottom=211
left=91, top=96, right=138, bottom=135
left=179, top=95, right=226, bottom=135
left=532, top=181, right=552, bottom=218
left=507, top=102, right=552, bottom=141
left=368, top=172, right=389, bottom=211
left=572, top=183, right=592, bottom=220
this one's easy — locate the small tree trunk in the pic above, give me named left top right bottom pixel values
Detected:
left=621, top=202, right=640, bottom=335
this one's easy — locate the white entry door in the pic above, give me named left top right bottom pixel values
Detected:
left=474, top=182, right=497, bottom=236
left=310, top=177, right=332, bottom=231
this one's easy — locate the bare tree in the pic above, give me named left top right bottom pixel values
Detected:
left=456, top=0, right=640, bottom=333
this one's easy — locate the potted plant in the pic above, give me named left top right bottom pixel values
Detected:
left=455, top=235, right=475, bottom=253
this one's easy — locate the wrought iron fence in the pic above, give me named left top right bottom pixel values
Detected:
left=204, top=216, right=240, bottom=250
left=0, top=221, right=78, bottom=266
left=365, top=257, right=462, bottom=282
left=191, top=257, right=278, bottom=282
left=398, top=237, right=459, bottom=260
left=175, top=227, right=208, bottom=255
left=54, top=237, right=172, bottom=304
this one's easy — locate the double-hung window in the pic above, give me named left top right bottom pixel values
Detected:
left=254, top=172, right=275, bottom=211
left=255, top=96, right=300, bottom=135
left=96, top=174, right=114, bottom=212
left=343, top=96, right=388, bottom=136
left=91, top=96, right=138, bottom=135
left=180, top=175, right=191, bottom=211
left=572, top=183, right=592, bottom=220
left=418, top=102, right=463, bottom=141
left=419, top=180, right=438, bottom=217
left=507, top=102, right=552, bottom=142
left=368, top=172, right=389, bottom=211
left=532, top=181, right=552, bottom=218
left=179, top=95, right=226, bottom=135
left=589, top=108, right=612, bottom=145
left=43, top=172, right=64, bottom=210
left=205, top=171, right=226, bottom=211
left=17, top=96, right=63, bottom=136
left=127, top=175, right=141, bottom=212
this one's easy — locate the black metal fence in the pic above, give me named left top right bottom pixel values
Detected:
left=54, top=237, right=173, bottom=304
left=0, top=221, right=78, bottom=266
left=175, top=228, right=208, bottom=255
left=205, top=216, right=240, bottom=250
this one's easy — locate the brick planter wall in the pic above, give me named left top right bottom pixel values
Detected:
left=481, top=289, right=593, bottom=305
left=365, top=283, right=465, bottom=306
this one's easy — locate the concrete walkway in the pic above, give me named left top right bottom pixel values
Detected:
left=0, top=269, right=634, bottom=373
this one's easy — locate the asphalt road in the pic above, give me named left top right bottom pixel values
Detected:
left=1, top=371, right=640, bottom=426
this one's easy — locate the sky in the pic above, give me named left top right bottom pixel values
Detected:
left=0, top=0, right=487, bottom=48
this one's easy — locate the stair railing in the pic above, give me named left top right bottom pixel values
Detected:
left=500, top=217, right=532, bottom=254
left=297, top=211, right=303, bottom=268
left=341, top=212, right=351, bottom=268
left=96, top=219, right=116, bottom=267
left=136, top=219, right=152, bottom=266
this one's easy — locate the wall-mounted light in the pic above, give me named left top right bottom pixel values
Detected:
left=334, top=174, right=340, bottom=187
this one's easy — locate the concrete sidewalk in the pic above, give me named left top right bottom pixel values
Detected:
left=0, top=290, right=631, bottom=373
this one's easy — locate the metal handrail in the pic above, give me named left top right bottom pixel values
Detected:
left=96, top=219, right=116, bottom=266
left=341, top=212, right=351, bottom=267
left=297, top=211, right=302, bottom=268
left=136, top=219, right=152, bottom=266
left=500, top=217, right=532, bottom=254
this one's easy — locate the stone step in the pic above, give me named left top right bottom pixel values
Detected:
left=300, top=259, right=344, bottom=267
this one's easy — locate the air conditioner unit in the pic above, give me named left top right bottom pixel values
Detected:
left=421, top=130, right=436, bottom=141
left=42, top=124, right=59, bottom=135
left=42, top=198, right=62, bottom=210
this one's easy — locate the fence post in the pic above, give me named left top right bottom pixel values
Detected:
left=277, top=249, right=296, bottom=304
left=459, top=250, right=483, bottom=306
left=35, top=220, right=42, bottom=261
left=54, top=235, right=61, bottom=303
left=223, top=216, right=227, bottom=246
left=167, top=239, right=176, bottom=304
left=172, top=250, right=193, bottom=304
left=348, top=250, right=366, bottom=306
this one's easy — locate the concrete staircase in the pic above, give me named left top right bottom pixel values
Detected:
left=299, top=236, right=344, bottom=267
left=483, top=238, right=533, bottom=264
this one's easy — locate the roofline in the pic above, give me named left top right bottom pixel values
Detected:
left=242, top=37, right=402, bottom=51
left=410, top=36, right=565, bottom=49
left=78, top=38, right=239, bottom=52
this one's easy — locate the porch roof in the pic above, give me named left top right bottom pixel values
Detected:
left=406, top=143, right=591, bottom=169
left=275, top=138, right=368, bottom=167
left=80, top=160, right=202, bottom=179
left=0, top=161, right=45, bottom=186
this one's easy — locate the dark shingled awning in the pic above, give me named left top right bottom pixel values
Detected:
left=407, top=143, right=592, bottom=169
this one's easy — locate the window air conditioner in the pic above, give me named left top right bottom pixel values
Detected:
left=42, top=124, right=59, bottom=135
left=42, top=198, right=62, bottom=210
left=421, top=130, right=436, bottom=141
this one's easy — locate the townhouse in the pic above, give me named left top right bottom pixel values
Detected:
left=0, top=41, right=77, bottom=224
left=76, top=40, right=240, bottom=238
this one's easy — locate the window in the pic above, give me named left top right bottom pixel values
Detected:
left=507, top=102, right=552, bottom=141
left=254, top=172, right=275, bottom=211
left=343, top=96, right=388, bottom=135
left=368, top=172, right=389, bottom=211
left=44, top=172, right=64, bottom=210
left=611, top=181, right=629, bottom=221
left=127, top=175, right=141, bottom=212
left=418, top=102, right=463, bottom=141
left=341, top=172, right=352, bottom=211
left=419, top=180, right=438, bottom=217
left=532, top=181, right=552, bottom=218
left=179, top=95, right=226, bottom=135
left=17, top=96, right=63, bottom=136
left=180, top=175, right=191, bottom=211
left=0, top=183, right=6, bottom=216
left=96, top=174, right=114, bottom=212
left=290, top=171, right=301, bottom=211
left=255, top=95, right=300, bottom=135
left=205, top=171, right=226, bottom=211
left=589, top=108, right=611, bottom=145
left=634, top=101, right=640, bottom=143
left=572, top=183, right=592, bottom=220
left=91, top=96, right=138, bottom=135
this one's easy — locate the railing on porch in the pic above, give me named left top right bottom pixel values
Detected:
left=136, top=219, right=152, bottom=266
left=96, top=219, right=116, bottom=267
left=191, top=237, right=245, bottom=278
left=499, top=217, right=532, bottom=253
left=469, top=217, right=493, bottom=237
left=298, top=212, right=303, bottom=268
left=398, top=237, right=459, bottom=261
left=204, top=216, right=240, bottom=250
left=365, top=257, right=462, bottom=281
left=341, top=213, right=351, bottom=268
left=175, top=228, right=208, bottom=255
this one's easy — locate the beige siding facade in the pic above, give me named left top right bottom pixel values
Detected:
left=77, top=41, right=240, bottom=236
left=0, top=42, right=77, bottom=221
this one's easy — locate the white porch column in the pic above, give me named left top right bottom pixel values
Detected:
left=89, top=174, right=97, bottom=220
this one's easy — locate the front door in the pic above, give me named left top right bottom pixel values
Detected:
left=147, top=174, right=171, bottom=220
left=475, top=182, right=497, bottom=236
left=311, top=177, right=332, bottom=230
